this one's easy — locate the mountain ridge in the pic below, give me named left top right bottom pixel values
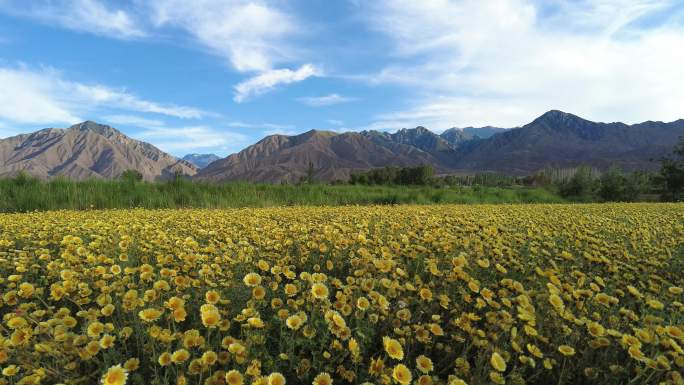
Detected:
left=3, top=110, right=684, bottom=183
left=196, top=110, right=684, bottom=182
left=0, top=121, right=197, bottom=181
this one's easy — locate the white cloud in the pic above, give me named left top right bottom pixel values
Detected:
left=327, top=119, right=344, bottom=126
left=227, top=121, right=294, bottom=130
left=297, top=93, right=356, bottom=107
left=0, top=66, right=81, bottom=124
left=358, top=0, right=684, bottom=127
left=136, top=125, right=250, bottom=154
left=72, top=84, right=206, bottom=119
left=147, top=0, right=298, bottom=72
left=103, top=114, right=165, bottom=128
left=233, top=64, right=320, bottom=102
left=0, top=0, right=145, bottom=39
left=263, top=128, right=300, bottom=136
left=0, top=65, right=208, bottom=125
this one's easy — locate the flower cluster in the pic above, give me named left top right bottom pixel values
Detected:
left=0, top=204, right=682, bottom=385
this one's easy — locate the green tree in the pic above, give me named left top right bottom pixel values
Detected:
left=560, top=166, right=597, bottom=200
left=598, top=166, right=627, bottom=201
left=660, top=137, right=684, bottom=201
left=120, top=169, right=143, bottom=183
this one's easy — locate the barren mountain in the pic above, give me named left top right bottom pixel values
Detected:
left=0, top=121, right=197, bottom=180
left=198, top=110, right=684, bottom=182
left=195, top=129, right=444, bottom=183
left=453, top=110, right=684, bottom=174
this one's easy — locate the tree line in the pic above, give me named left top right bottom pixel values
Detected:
left=347, top=136, right=684, bottom=202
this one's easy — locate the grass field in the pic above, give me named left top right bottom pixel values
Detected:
left=0, top=204, right=683, bottom=385
left=0, top=177, right=564, bottom=212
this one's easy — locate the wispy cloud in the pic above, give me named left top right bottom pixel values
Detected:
left=0, top=0, right=145, bottom=39
left=102, top=114, right=165, bottom=128
left=227, top=121, right=295, bottom=130
left=327, top=119, right=344, bottom=126
left=357, top=0, right=684, bottom=127
left=136, top=125, right=250, bottom=154
left=263, top=128, right=300, bottom=136
left=297, top=93, right=356, bottom=107
left=147, top=0, right=299, bottom=72
left=233, top=64, right=320, bottom=102
left=0, top=64, right=208, bottom=125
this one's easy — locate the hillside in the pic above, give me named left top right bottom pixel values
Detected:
left=0, top=121, right=197, bottom=181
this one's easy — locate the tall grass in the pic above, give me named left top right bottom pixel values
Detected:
left=0, top=176, right=565, bottom=212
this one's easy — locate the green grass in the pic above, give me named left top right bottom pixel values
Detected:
left=0, top=177, right=565, bottom=212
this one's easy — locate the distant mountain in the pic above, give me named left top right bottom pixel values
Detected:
left=361, top=126, right=459, bottom=167
left=195, top=129, right=444, bottom=183
left=197, top=110, right=684, bottom=182
left=0, top=121, right=197, bottom=180
left=462, top=126, right=508, bottom=139
left=452, top=110, right=684, bottom=174
left=182, top=153, right=220, bottom=169
left=4, top=111, right=683, bottom=183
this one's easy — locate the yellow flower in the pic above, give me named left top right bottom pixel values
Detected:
left=138, top=308, right=163, bottom=323
left=205, top=290, right=221, bottom=304
left=243, top=273, right=262, bottom=287
left=490, top=352, right=507, bottom=372
left=383, top=337, right=404, bottom=360
left=201, top=350, right=218, bottom=366
left=558, top=345, right=576, bottom=357
left=284, top=284, right=298, bottom=297
left=311, top=283, right=329, bottom=299
left=200, top=304, right=221, bottom=328
left=2, top=365, right=19, bottom=377
left=7, top=317, right=27, bottom=329
left=392, top=364, right=412, bottom=385
left=312, top=372, right=333, bottom=385
left=172, top=349, right=190, bottom=364
left=101, top=365, right=128, bottom=385
left=268, top=372, right=286, bottom=385
left=419, top=288, right=433, bottom=301
left=587, top=322, right=605, bottom=337
left=286, top=315, right=304, bottom=330
left=248, top=317, right=265, bottom=328
left=225, top=370, right=244, bottom=385
left=123, top=358, right=139, bottom=371
left=416, top=355, right=433, bottom=373
left=99, top=334, right=116, bottom=349
left=158, top=352, right=172, bottom=366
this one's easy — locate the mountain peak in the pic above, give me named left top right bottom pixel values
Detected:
left=533, top=110, right=583, bottom=125
left=69, top=121, right=121, bottom=137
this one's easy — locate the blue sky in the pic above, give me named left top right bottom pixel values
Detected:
left=1, top=0, right=683, bottom=157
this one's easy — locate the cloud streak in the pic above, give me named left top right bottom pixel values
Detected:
left=297, top=93, right=356, bottom=107
left=358, top=0, right=684, bottom=128
left=136, top=125, right=250, bottom=154
left=0, top=0, right=145, bottom=39
left=233, top=64, right=320, bottom=102
left=0, top=65, right=208, bottom=125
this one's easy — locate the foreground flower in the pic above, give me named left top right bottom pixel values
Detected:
left=490, top=352, right=506, bottom=372
left=313, top=372, right=333, bottom=385
left=268, top=372, right=286, bottom=385
left=558, top=345, right=576, bottom=357
left=311, top=283, right=329, bottom=299
left=101, top=365, right=128, bottom=385
left=225, top=370, right=244, bottom=385
left=383, top=336, right=404, bottom=360
left=392, top=364, right=412, bottom=385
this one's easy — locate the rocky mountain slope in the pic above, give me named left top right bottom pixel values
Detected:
left=452, top=110, right=684, bottom=174
left=195, top=129, right=445, bottom=183
left=0, top=121, right=197, bottom=181
left=198, top=110, right=684, bottom=182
